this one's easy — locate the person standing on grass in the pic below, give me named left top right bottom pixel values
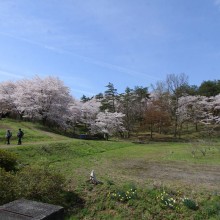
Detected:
left=17, top=128, right=24, bottom=145
left=6, top=129, right=12, bottom=145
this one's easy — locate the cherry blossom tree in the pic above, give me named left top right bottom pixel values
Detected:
left=177, top=95, right=220, bottom=137
left=66, top=99, right=83, bottom=131
left=14, top=76, right=72, bottom=127
left=90, top=111, right=125, bottom=140
left=80, top=97, right=101, bottom=128
left=0, top=81, right=24, bottom=118
left=212, top=94, right=220, bottom=123
left=176, top=96, right=199, bottom=137
left=198, top=96, right=220, bottom=134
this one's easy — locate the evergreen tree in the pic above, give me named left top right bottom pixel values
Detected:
left=100, top=82, right=118, bottom=112
left=198, top=80, right=220, bottom=97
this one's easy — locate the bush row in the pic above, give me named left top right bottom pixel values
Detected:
left=0, top=149, right=83, bottom=212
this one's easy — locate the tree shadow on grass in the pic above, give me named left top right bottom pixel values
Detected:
left=63, top=191, right=85, bottom=218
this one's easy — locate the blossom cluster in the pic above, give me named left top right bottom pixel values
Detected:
left=109, top=188, right=137, bottom=202
left=157, top=191, right=176, bottom=209
left=157, top=191, right=198, bottom=211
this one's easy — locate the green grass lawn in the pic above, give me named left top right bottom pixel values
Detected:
left=0, top=118, right=69, bottom=144
left=1, top=118, right=220, bottom=219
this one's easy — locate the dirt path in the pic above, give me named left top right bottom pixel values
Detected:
left=119, top=160, right=220, bottom=190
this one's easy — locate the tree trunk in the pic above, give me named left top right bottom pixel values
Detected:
left=150, top=123, right=153, bottom=139
left=174, top=115, right=178, bottom=138
left=104, top=133, right=109, bottom=141
left=195, top=122, right=198, bottom=132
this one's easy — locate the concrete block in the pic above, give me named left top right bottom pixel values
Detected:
left=0, top=199, right=64, bottom=220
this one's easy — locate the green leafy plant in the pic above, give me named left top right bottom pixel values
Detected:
left=16, top=166, right=66, bottom=204
left=0, top=168, right=18, bottom=205
left=182, top=197, right=199, bottom=210
left=109, top=186, right=137, bottom=202
left=157, top=191, right=177, bottom=209
left=0, top=149, right=18, bottom=171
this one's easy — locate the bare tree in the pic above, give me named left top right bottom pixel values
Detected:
left=166, top=73, right=189, bottom=137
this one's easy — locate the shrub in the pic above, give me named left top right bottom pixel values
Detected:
left=0, top=149, right=18, bottom=171
left=182, top=197, right=199, bottom=210
left=16, top=166, right=66, bottom=205
left=0, top=168, right=18, bottom=205
left=0, top=165, right=83, bottom=211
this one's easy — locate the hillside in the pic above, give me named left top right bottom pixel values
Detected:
left=0, top=118, right=70, bottom=147
left=1, top=119, right=220, bottom=219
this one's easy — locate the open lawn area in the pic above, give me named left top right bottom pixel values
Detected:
left=5, top=140, right=220, bottom=191
left=1, top=119, right=220, bottom=219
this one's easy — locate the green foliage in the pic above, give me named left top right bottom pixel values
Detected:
left=0, top=119, right=220, bottom=219
left=182, top=197, right=199, bottom=210
left=0, top=168, right=18, bottom=205
left=109, top=186, right=137, bottom=202
left=16, top=166, right=66, bottom=204
left=202, top=196, right=220, bottom=218
left=198, top=80, right=220, bottom=97
left=69, top=183, right=217, bottom=219
left=157, top=190, right=177, bottom=209
left=80, top=94, right=92, bottom=102
left=0, top=164, right=84, bottom=212
left=0, top=149, right=18, bottom=171
left=156, top=189, right=200, bottom=213
left=100, top=82, right=118, bottom=112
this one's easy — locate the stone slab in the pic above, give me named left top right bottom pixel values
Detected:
left=0, top=199, right=64, bottom=220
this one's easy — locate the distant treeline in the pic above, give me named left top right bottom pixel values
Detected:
left=0, top=74, right=219, bottom=139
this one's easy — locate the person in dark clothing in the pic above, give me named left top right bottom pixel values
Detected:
left=17, top=128, right=24, bottom=145
left=6, top=129, right=12, bottom=145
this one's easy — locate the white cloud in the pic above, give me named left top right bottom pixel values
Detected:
left=214, top=0, right=220, bottom=6
left=0, top=0, right=161, bottom=88
left=71, top=88, right=95, bottom=97
left=0, top=1, right=99, bottom=52
left=0, top=30, right=158, bottom=81
left=0, top=69, right=24, bottom=79
left=0, top=0, right=166, bottom=49
left=61, top=75, right=94, bottom=90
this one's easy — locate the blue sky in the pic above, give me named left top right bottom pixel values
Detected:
left=0, top=0, right=220, bottom=98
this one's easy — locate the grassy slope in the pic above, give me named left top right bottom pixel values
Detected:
left=1, top=118, right=220, bottom=219
left=1, top=118, right=220, bottom=186
left=0, top=118, right=69, bottom=144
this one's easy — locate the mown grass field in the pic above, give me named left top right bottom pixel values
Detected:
left=1, top=118, right=220, bottom=219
